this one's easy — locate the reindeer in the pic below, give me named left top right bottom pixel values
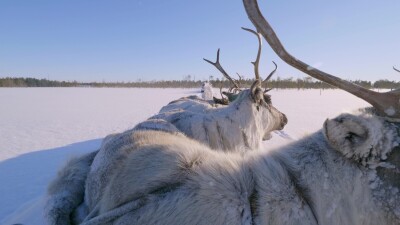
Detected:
left=48, top=109, right=398, bottom=225
left=44, top=1, right=399, bottom=224
left=152, top=28, right=286, bottom=152
left=201, top=81, right=213, bottom=100
left=155, top=40, right=285, bottom=152
left=45, top=112, right=400, bottom=225
left=44, top=26, right=287, bottom=225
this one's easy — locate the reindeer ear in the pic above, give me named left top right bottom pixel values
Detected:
left=250, top=81, right=264, bottom=105
left=323, top=114, right=370, bottom=162
left=324, top=113, right=400, bottom=167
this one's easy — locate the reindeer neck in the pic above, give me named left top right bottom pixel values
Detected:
left=210, top=93, right=262, bottom=151
left=214, top=91, right=257, bottom=126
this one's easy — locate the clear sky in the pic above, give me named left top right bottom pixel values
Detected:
left=0, top=0, right=399, bottom=82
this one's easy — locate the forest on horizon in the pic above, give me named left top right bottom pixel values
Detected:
left=0, top=76, right=399, bottom=90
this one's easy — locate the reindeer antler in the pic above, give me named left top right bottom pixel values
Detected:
left=242, top=27, right=262, bottom=86
left=213, top=81, right=229, bottom=105
left=236, top=72, right=243, bottom=81
left=243, top=0, right=400, bottom=119
left=264, top=61, right=277, bottom=83
left=242, top=27, right=268, bottom=103
left=236, top=72, right=243, bottom=87
left=263, top=61, right=277, bottom=92
left=203, top=49, right=240, bottom=90
left=230, top=73, right=243, bottom=93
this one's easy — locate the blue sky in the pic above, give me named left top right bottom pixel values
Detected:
left=0, top=0, right=399, bottom=82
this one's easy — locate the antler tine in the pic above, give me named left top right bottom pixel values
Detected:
left=203, top=49, right=240, bottom=90
left=394, top=66, right=400, bottom=73
left=243, top=0, right=400, bottom=119
left=264, top=88, right=273, bottom=93
left=263, top=61, right=277, bottom=92
left=212, top=82, right=229, bottom=105
left=263, top=61, right=277, bottom=83
left=236, top=72, right=243, bottom=81
left=234, top=72, right=243, bottom=92
left=242, top=27, right=262, bottom=85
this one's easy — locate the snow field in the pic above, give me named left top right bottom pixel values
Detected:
left=0, top=87, right=369, bottom=223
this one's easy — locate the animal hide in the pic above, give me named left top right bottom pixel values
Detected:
left=45, top=109, right=400, bottom=225
left=44, top=88, right=287, bottom=224
left=44, top=151, right=97, bottom=225
left=154, top=89, right=287, bottom=153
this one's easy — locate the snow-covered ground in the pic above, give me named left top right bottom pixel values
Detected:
left=0, top=87, right=369, bottom=224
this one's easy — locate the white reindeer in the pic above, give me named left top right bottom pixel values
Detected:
left=45, top=109, right=400, bottom=225
left=155, top=30, right=286, bottom=152
left=201, top=81, right=213, bottom=100
left=152, top=87, right=286, bottom=152
left=44, top=1, right=400, bottom=224
left=44, top=27, right=287, bottom=225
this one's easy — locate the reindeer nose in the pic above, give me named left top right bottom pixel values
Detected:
left=280, top=113, right=288, bottom=129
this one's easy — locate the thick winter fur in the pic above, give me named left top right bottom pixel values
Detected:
left=44, top=151, right=97, bottom=225
left=158, top=95, right=216, bottom=114
left=45, top=109, right=400, bottom=225
left=43, top=89, right=286, bottom=224
left=323, top=109, right=400, bottom=222
left=201, top=81, right=213, bottom=100
left=154, top=89, right=287, bottom=152
left=323, top=108, right=399, bottom=167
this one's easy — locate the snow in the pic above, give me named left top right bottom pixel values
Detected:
left=0, top=87, right=369, bottom=224
left=0, top=88, right=199, bottom=161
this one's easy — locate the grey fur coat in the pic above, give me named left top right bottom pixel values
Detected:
left=45, top=111, right=400, bottom=225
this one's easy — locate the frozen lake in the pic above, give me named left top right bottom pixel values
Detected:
left=0, top=87, right=370, bottom=223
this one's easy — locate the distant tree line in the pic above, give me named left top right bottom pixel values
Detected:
left=0, top=77, right=399, bottom=90
left=0, top=77, right=79, bottom=87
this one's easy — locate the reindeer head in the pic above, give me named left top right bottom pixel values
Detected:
left=203, top=27, right=287, bottom=144
left=323, top=110, right=399, bottom=167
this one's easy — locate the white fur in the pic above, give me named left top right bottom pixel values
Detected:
left=44, top=151, right=97, bottom=225
left=324, top=109, right=400, bottom=167
left=201, top=82, right=213, bottom=100
left=45, top=109, right=400, bottom=225
left=155, top=89, right=287, bottom=152
left=43, top=89, right=286, bottom=224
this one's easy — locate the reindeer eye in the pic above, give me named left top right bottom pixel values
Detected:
left=335, top=118, right=344, bottom=123
left=345, top=132, right=358, bottom=142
